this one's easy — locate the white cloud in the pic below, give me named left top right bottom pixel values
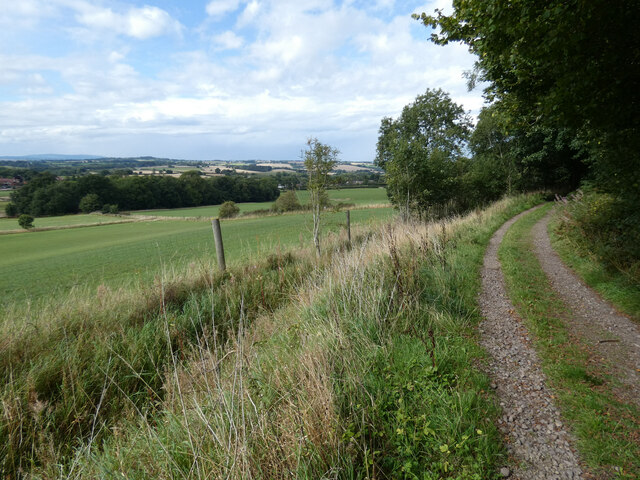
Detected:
left=0, top=0, right=482, bottom=160
left=213, top=31, right=244, bottom=50
left=206, top=0, right=242, bottom=17
left=74, top=4, right=182, bottom=39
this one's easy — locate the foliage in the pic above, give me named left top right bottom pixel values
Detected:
left=17, top=214, right=34, bottom=229
left=375, top=88, right=471, bottom=217
left=303, top=137, right=339, bottom=256
left=271, top=190, right=302, bottom=213
left=414, top=0, right=639, bottom=202
left=466, top=104, right=587, bottom=203
left=555, top=190, right=640, bottom=283
left=5, top=202, right=17, bottom=217
left=9, top=173, right=280, bottom=216
left=78, top=193, right=102, bottom=213
left=218, top=200, right=240, bottom=218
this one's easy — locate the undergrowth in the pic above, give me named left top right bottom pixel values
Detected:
left=552, top=190, right=640, bottom=320
left=499, top=204, right=640, bottom=479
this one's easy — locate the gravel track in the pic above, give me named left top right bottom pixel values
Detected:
left=479, top=207, right=584, bottom=479
left=532, top=211, right=640, bottom=408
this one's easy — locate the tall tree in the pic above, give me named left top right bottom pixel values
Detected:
left=375, top=88, right=471, bottom=217
left=414, top=0, right=640, bottom=200
left=303, top=138, right=338, bottom=257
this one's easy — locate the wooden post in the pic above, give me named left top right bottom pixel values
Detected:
left=212, top=219, right=226, bottom=271
left=346, top=210, right=351, bottom=246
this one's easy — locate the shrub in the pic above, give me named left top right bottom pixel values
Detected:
left=18, top=214, right=34, bottom=229
left=5, top=202, right=17, bottom=217
left=218, top=201, right=240, bottom=218
left=557, top=189, right=640, bottom=280
left=79, top=193, right=101, bottom=213
left=271, top=190, right=302, bottom=213
left=102, top=204, right=120, bottom=214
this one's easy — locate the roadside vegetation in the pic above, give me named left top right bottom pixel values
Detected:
left=551, top=190, right=640, bottom=321
left=499, top=206, right=640, bottom=478
left=1, top=194, right=540, bottom=478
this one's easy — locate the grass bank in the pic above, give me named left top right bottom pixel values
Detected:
left=499, top=205, right=640, bottom=479
left=3, top=195, right=540, bottom=479
left=550, top=195, right=640, bottom=321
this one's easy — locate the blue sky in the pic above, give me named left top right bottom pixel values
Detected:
left=0, top=0, right=482, bottom=161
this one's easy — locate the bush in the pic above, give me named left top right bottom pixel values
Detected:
left=18, top=214, right=34, bottom=229
left=79, top=193, right=102, bottom=213
left=101, top=204, right=120, bottom=214
left=271, top=190, right=302, bottom=213
left=218, top=201, right=240, bottom=219
left=557, top=189, right=640, bottom=280
left=5, top=202, right=17, bottom=217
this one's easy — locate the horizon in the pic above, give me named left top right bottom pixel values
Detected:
left=0, top=1, right=482, bottom=162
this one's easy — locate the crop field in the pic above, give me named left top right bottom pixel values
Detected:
left=0, top=213, right=128, bottom=231
left=132, top=187, right=389, bottom=217
left=0, top=206, right=393, bottom=306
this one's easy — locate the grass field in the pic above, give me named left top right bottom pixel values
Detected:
left=0, top=213, right=126, bottom=231
left=0, top=207, right=393, bottom=306
left=0, top=190, right=12, bottom=198
left=133, top=187, right=389, bottom=217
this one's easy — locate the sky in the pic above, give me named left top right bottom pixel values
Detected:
left=0, top=0, right=482, bottom=162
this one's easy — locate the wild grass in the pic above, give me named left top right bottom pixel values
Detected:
left=499, top=205, right=640, bottom=479
left=551, top=193, right=640, bottom=321
left=2, top=194, right=540, bottom=479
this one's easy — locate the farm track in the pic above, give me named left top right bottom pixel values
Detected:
left=479, top=206, right=584, bottom=479
left=532, top=211, right=640, bottom=408
left=0, top=218, right=139, bottom=235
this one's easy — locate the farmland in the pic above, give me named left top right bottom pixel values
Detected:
left=0, top=213, right=129, bottom=231
left=0, top=204, right=393, bottom=307
left=133, top=187, right=389, bottom=217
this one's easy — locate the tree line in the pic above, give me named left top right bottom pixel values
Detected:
left=377, top=1, right=638, bottom=222
left=6, top=171, right=280, bottom=216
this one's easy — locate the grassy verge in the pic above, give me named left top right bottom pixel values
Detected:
left=499, top=205, right=640, bottom=479
left=3, top=195, right=541, bottom=479
left=549, top=210, right=640, bottom=321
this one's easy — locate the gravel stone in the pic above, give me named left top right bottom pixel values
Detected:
left=478, top=207, right=584, bottom=479
left=531, top=211, right=640, bottom=407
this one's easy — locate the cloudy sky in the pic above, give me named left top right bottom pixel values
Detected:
left=0, top=0, right=482, bottom=161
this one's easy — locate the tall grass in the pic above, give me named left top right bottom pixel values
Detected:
left=2, top=194, right=541, bottom=479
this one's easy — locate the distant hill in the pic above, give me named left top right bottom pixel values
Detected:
left=0, top=154, right=104, bottom=161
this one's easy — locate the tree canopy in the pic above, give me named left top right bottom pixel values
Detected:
left=413, top=0, right=639, bottom=200
left=375, top=88, right=471, bottom=216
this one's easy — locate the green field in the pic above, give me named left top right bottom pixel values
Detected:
left=0, top=207, right=393, bottom=306
left=0, top=213, right=126, bottom=231
left=133, top=187, right=389, bottom=217
left=0, top=190, right=12, bottom=198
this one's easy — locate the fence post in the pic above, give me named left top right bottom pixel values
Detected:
left=346, top=210, right=351, bottom=246
left=212, top=218, right=226, bottom=271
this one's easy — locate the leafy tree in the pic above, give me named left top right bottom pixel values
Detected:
left=18, top=214, right=34, bottom=229
left=218, top=200, right=240, bottom=218
left=272, top=190, right=302, bottom=213
left=78, top=193, right=101, bottom=213
left=413, top=0, right=639, bottom=201
left=303, top=138, right=338, bottom=256
left=375, top=88, right=471, bottom=217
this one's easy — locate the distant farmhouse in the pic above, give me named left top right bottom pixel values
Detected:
left=0, top=177, right=22, bottom=189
